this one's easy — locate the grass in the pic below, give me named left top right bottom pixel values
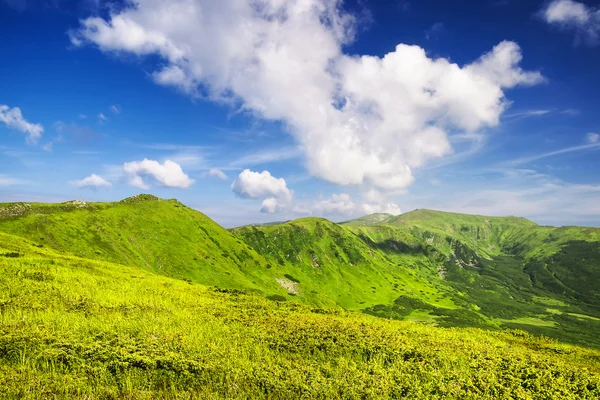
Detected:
left=0, top=195, right=599, bottom=352
left=0, top=231, right=599, bottom=398
left=498, top=317, right=556, bottom=328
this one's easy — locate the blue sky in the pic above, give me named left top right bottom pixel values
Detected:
left=1, top=0, right=599, bottom=227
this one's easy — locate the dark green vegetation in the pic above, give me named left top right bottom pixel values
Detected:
left=0, top=195, right=599, bottom=398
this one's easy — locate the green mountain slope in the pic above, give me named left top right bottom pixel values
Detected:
left=232, top=217, right=457, bottom=310
left=341, top=209, right=600, bottom=347
left=0, top=195, right=281, bottom=295
left=1, top=197, right=599, bottom=348
left=1, top=231, right=599, bottom=399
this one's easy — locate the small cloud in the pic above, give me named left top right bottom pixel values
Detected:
left=78, top=114, right=87, bottom=119
left=560, top=108, right=580, bottom=116
left=310, top=193, right=402, bottom=216
left=587, top=132, right=600, bottom=144
left=0, top=104, right=44, bottom=144
left=123, top=158, right=195, bottom=189
left=110, top=105, right=121, bottom=114
left=98, top=113, right=107, bottom=123
left=425, top=22, right=444, bottom=40
left=206, top=168, right=228, bottom=180
left=70, top=173, right=112, bottom=189
left=260, top=197, right=281, bottom=214
left=42, top=142, right=53, bottom=152
left=540, top=0, right=600, bottom=45
left=504, top=109, right=551, bottom=119
left=231, top=169, right=292, bottom=213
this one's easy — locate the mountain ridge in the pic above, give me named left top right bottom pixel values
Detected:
left=1, top=195, right=599, bottom=348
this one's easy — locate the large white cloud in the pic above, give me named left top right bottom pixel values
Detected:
left=71, top=0, right=543, bottom=191
left=542, top=0, right=600, bottom=44
left=123, top=158, right=195, bottom=189
left=0, top=105, right=44, bottom=144
left=70, top=174, right=112, bottom=189
left=231, top=169, right=292, bottom=213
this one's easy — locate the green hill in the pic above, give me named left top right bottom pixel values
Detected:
left=232, top=217, right=455, bottom=310
left=340, top=209, right=600, bottom=347
left=0, top=195, right=284, bottom=296
left=0, top=197, right=599, bottom=350
left=0, top=230, right=599, bottom=399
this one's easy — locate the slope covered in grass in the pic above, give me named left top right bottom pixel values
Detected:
left=1, top=197, right=599, bottom=348
left=0, top=231, right=599, bottom=399
left=0, top=195, right=280, bottom=294
left=232, top=217, right=456, bottom=310
left=341, top=209, right=600, bottom=348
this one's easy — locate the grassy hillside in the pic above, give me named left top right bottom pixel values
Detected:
left=232, top=217, right=456, bottom=310
left=1, top=197, right=599, bottom=349
left=341, top=209, right=600, bottom=348
left=0, top=195, right=286, bottom=296
left=1, top=231, right=599, bottom=399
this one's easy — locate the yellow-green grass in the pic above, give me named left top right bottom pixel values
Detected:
left=1, top=232, right=599, bottom=399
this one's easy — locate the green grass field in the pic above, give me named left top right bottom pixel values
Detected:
left=0, top=196, right=600, bottom=398
left=1, top=231, right=599, bottom=399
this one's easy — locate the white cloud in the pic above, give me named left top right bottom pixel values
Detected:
left=503, top=109, right=551, bottom=119
left=70, top=174, right=112, bottom=189
left=541, top=0, right=600, bottom=44
left=110, top=105, right=121, bottom=114
left=587, top=132, right=600, bottom=143
left=311, top=193, right=401, bottom=216
left=42, top=142, right=53, bottom=152
left=0, top=104, right=44, bottom=144
left=260, top=197, right=280, bottom=214
left=98, top=113, right=107, bottom=122
left=231, top=169, right=292, bottom=213
left=78, top=114, right=88, bottom=119
left=123, top=158, right=195, bottom=189
left=71, top=0, right=543, bottom=192
left=206, top=168, right=228, bottom=180
left=231, top=169, right=292, bottom=201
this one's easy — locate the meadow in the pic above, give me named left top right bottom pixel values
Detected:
left=1, top=196, right=600, bottom=398
left=1, top=231, right=599, bottom=398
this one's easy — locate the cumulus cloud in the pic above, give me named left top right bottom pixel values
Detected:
left=0, top=104, right=44, bottom=144
left=541, top=0, right=600, bottom=44
left=206, top=168, right=228, bottom=180
left=231, top=169, right=292, bottom=213
left=311, top=193, right=401, bottom=216
left=71, top=0, right=543, bottom=191
left=587, top=132, right=600, bottom=143
left=260, top=197, right=281, bottom=213
left=70, top=173, right=112, bottom=189
left=123, top=158, right=195, bottom=189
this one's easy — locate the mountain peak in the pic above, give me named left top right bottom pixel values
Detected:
left=119, top=194, right=162, bottom=204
